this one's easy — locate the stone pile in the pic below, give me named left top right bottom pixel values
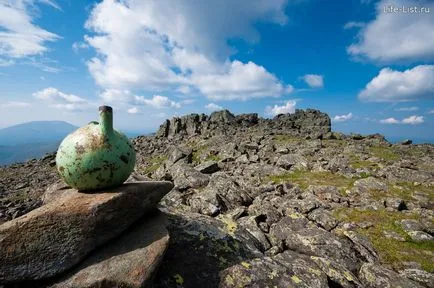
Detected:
left=0, top=180, right=173, bottom=287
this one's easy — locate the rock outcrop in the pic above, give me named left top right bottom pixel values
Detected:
left=155, top=109, right=331, bottom=139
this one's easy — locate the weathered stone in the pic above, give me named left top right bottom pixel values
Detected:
left=170, top=163, right=210, bottom=190
left=407, top=231, right=433, bottom=242
left=353, top=177, right=388, bottom=193
left=237, top=216, right=271, bottom=252
left=269, top=216, right=361, bottom=272
left=383, top=230, right=406, bottom=242
left=52, top=212, right=169, bottom=288
left=399, top=269, right=434, bottom=287
left=220, top=250, right=330, bottom=288
left=0, top=181, right=173, bottom=283
left=194, top=160, right=219, bottom=174
left=397, top=219, right=424, bottom=232
left=342, top=230, right=378, bottom=263
left=359, top=263, right=424, bottom=288
left=153, top=211, right=262, bottom=288
left=307, top=208, right=339, bottom=231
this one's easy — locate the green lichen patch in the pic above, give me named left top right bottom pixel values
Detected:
left=272, top=134, right=303, bottom=144
left=142, top=155, right=167, bottom=175
left=369, top=145, right=399, bottom=161
left=333, top=208, right=434, bottom=272
left=191, top=144, right=221, bottom=164
left=348, top=154, right=379, bottom=170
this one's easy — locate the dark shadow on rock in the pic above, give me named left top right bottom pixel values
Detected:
left=153, top=210, right=263, bottom=288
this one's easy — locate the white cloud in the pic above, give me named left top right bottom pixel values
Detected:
left=136, top=95, right=181, bottom=109
left=0, top=1, right=60, bottom=58
left=380, top=117, right=400, bottom=124
left=333, top=112, right=353, bottom=122
left=205, top=103, right=223, bottom=111
left=33, top=87, right=87, bottom=103
left=72, top=41, right=89, bottom=52
left=358, top=65, right=434, bottom=102
left=33, top=87, right=91, bottom=111
left=0, top=58, right=14, bottom=66
left=1, top=101, right=31, bottom=107
left=265, top=99, right=296, bottom=116
left=347, top=0, right=434, bottom=63
left=177, top=86, right=191, bottom=94
left=127, top=107, right=139, bottom=114
left=343, top=21, right=365, bottom=29
left=402, top=115, right=424, bottom=124
left=194, top=61, right=293, bottom=100
left=380, top=115, right=424, bottom=124
left=395, top=106, right=419, bottom=112
left=301, top=74, right=324, bottom=88
left=429, top=109, right=434, bottom=114
left=83, top=0, right=294, bottom=100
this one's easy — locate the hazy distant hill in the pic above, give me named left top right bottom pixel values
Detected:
left=0, top=121, right=78, bottom=165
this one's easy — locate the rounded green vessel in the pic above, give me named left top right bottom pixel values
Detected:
left=56, top=106, right=136, bottom=191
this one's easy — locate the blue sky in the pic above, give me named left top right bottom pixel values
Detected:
left=0, top=0, right=433, bottom=141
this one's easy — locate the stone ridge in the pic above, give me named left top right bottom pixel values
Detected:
left=156, top=109, right=331, bottom=139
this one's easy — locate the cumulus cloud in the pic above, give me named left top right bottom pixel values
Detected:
left=380, top=117, right=400, bottom=124
left=0, top=0, right=60, bottom=58
left=380, top=115, right=424, bottom=124
left=83, top=0, right=294, bottom=100
left=205, top=103, right=223, bottom=111
left=402, top=115, right=424, bottom=124
left=33, top=87, right=91, bottom=111
left=72, top=41, right=89, bottom=53
left=343, top=21, right=365, bottom=29
left=265, top=100, right=297, bottom=116
left=358, top=65, right=434, bottom=102
left=301, top=74, right=324, bottom=88
left=347, top=0, right=434, bottom=63
left=127, top=107, right=139, bottom=114
left=395, top=106, right=419, bottom=112
left=429, top=109, right=434, bottom=114
left=137, top=95, right=181, bottom=109
left=333, top=113, right=353, bottom=122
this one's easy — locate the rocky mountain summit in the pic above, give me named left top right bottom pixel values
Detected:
left=0, top=109, right=433, bottom=287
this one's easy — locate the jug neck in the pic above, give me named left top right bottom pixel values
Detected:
left=99, top=106, right=114, bottom=136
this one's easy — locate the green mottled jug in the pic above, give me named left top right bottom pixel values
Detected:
left=56, top=106, right=136, bottom=191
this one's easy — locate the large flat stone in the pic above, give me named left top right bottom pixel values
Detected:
left=51, top=212, right=169, bottom=288
left=0, top=181, right=173, bottom=283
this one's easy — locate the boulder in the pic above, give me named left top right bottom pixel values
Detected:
left=52, top=212, right=169, bottom=288
left=359, top=263, right=424, bottom=288
left=0, top=181, right=173, bottom=283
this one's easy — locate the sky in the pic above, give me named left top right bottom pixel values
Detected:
left=0, top=0, right=433, bottom=141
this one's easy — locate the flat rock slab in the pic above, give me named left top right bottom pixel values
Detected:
left=51, top=212, right=169, bottom=288
left=0, top=181, right=173, bottom=283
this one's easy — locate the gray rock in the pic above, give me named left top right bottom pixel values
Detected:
left=353, top=177, right=388, bottom=193
left=220, top=250, right=330, bottom=288
left=408, top=231, right=433, bottom=242
left=170, top=163, right=210, bottom=190
left=385, top=197, right=406, bottom=211
left=237, top=216, right=271, bottom=252
left=307, top=208, right=339, bottom=231
left=399, top=269, right=434, bottom=287
left=343, top=230, right=378, bottom=263
left=383, top=230, right=406, bottom=242
left=269, top=216, right=361, bottom=271
left=397, top=219, right=424, bottom=232
left=0, top=181, right=173, bottom=283
left=195, top=161, right=219, bottom=174
left=359, top=263, right=424, bottom=288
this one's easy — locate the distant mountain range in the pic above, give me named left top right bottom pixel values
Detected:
left=0, top=121, right=78, bottom=166
left=0, top=121, right=152, bottom=166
